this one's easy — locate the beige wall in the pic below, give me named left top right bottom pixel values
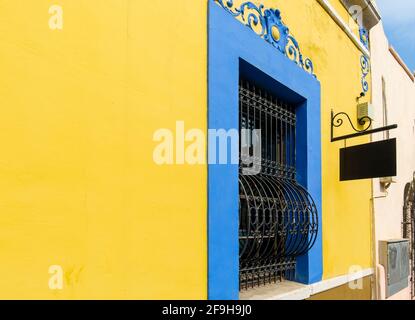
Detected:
left=370, top=21, right=415, bottom=300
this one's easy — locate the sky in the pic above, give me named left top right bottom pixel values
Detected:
left=376, top=0, right=415, bottom=72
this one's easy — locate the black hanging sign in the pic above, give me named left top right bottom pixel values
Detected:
left=340, top=139, right=397, bottom=181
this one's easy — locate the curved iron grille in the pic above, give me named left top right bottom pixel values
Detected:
left=403, top=174, right=415, bottom=299
left=239, top=79, right=319, bottom=290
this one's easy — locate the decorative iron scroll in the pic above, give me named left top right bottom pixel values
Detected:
left=361, top=55, right=370, bottom=93
left=332, top=111, right=372, bottom=134
left=359, top=27, right=370, bottom=93
left=331, top=111, right=372, bottom=142
left=359, top=27, right=369, bottom=50
left=331, top=110, right=397, bottom=142
left=215, top=0, right=316, bottom=77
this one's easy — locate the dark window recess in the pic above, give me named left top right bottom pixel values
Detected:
left=239, top=79, right=319, bottom=290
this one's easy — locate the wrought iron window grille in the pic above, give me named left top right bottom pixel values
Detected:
left=239, top=79, right=319, bottom=290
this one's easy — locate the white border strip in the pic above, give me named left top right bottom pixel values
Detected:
left=316, top=0, right=370, bottom=57
left=240, top=268, right=374, bottom=300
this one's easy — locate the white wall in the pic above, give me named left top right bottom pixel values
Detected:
left=370, top=21, right=415, bottom=300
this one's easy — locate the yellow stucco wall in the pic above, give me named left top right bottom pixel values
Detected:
left=0, top=0, right=207, bottom=299
left=0, top=0, right=372, bottom=299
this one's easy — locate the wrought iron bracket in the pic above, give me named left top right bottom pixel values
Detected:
left=331, top=110, right=398, bottom=142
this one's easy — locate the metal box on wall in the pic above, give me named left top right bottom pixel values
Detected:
left=379, top=239, right=410, bottom=298
left=357, top=102, right=374, bottom=123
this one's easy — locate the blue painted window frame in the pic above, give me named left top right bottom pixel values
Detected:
left=208, top=2, right=322, bottom=300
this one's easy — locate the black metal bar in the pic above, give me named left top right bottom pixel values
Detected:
left=331, top=124, right=398, bottom=142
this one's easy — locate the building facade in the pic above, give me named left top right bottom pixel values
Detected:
left=370, top=16, right=415, bottom=300
left=0, top=0, right=410, bottom=300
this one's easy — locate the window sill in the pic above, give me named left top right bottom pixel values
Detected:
left=239, top=268, right=374, bottom=300
left=240, top=281, right=311, bottom=300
